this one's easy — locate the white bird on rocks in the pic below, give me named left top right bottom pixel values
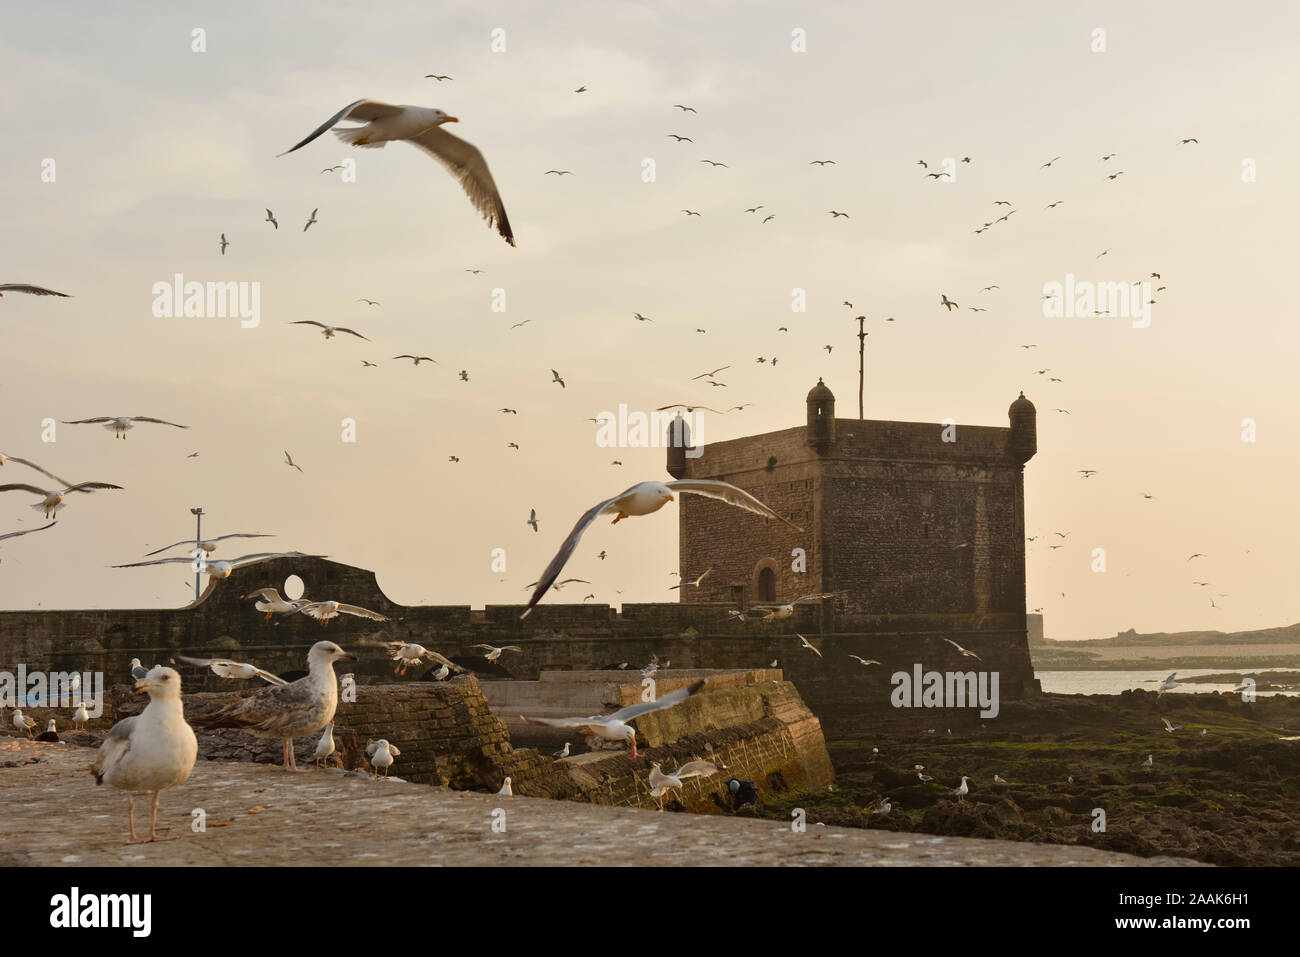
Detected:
left=114, top=552, right=321, bottom=581
left=554, top=742, right=570, bottom=758
left=370, top=739, right=398, bottom=778
left=471, top=643, right=523, bottom=664
left=769, top=659, right=778, bottom=668
left=174, top=654, right=288, bottom=686
left=432, top=664, right=450, bottom=681
left=1142, top=754, right=1154, bottom=769
left=869, top=796, right=892, bottom=814
left=72, top=702, right=90, bottom=731
left=797, top=634, right=823, bottom=658
left=289, top=600, right=392, bottom=627
left=917, top=771, right=935, bottom=782
left=12, top=708, right=36, bottom=737
left=242, top=588, right=311, bottom=621
left=523, top=679, right=706, bottom=759
left=189, top=641, right=356, bottom=771
left=993, top=773, right=1008, bottom=784
left=313, top=723, right=336, bottom=769
left=522, top=480, right=801, bottom=618
left=278, top=99, right=514, bottom=246
left=953, top=776, right=970, bottom=802
left=37, top=719, right=59, bottom=741
left=497, top=777, right=513, bottom=796
left=90, top=666, right=198, bottom=843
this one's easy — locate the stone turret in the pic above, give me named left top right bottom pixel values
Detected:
left=806, top=379, right=835, bottom=455
left=665, top=413, right=691, bottom=478
left=1008, top=391, right=1037, bottom=464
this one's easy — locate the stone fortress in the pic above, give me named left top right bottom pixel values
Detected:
left=0, top=380, right=1039, bottom=804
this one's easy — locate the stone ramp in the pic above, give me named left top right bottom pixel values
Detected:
left=0, top=741, right=1201, bottom=866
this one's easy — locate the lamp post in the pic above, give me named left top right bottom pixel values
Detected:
left=190, top=507, right=204, bottom=600
left=856, top=315, right=867, bottom=419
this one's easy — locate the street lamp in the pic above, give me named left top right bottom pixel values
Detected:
left=190, top=507, right=204, bottom=601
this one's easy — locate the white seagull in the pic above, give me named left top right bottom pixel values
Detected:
left=370, top=739, right=399, bottom=778
left=953, top=776, right=970, bottom=802
left=144, top=532, right=274, bottom=558
left=72, top=702, right=90, bottom=731
left=522, top=480, right=801, bottom=618
left=471, top=643, right=523, bottom=664
left=647, top=760, right=723, bottom=807
left=797, top=634, right=823, bottom=658
left=12, top=708, right=36, bottom=737
left=241, top=587, right=312, bottom=620
left=357, top=638, right=461, bottom=677
left=113, top=551, right=320, bottom=580
left=1161, top=717, right=1182, bottom=733
left=848, top=655, right=881, bottom=666
left=0, top=479, right=123, bottom=518
left=522, top=679, right=706, bottom=759
left=290, top=320, right=369, bottom=341
left=60, top=416, right=189, bottom=439
left=174, top=654, right=288, bottom=686
left=0, top=283, right=72, bottom=298
left=288, top=600, right=392, bottom=627
left=278, top=99, right=514, bottom=246
left=129, top=658, right=150, bottom=681
left=90, top=666, right=198, bottom=842
left=553, top=742, right=571, bottom=758
left=943, top=638, right=982, bottom=661
left=498, top=776, right=513, bottom=796
left=313, top=722, right=336, bottom=769
left=746, top=593, right=835, bottom=621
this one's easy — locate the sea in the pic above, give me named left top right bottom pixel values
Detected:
left=1038, top=667, right=1299, bottom=697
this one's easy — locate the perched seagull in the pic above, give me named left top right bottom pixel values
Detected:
left=471, top=643, right=523, bottom=664
left=553, top=742, right=571, bottom=758
left=72, top=702, right=90, bottom=731
left=219, top=233, right=229, bottom=254
left=523, top=679, right=705, bottom=759
left=1161, top=717, right=1182, bottom=733
left=0, top=479, right=122, bottom=518
left=130, top=659, right=150, bottom=681
left=498, top=776, right=513, bottom=795
left=278, top=99, right=514, bottom=246
left=797, top=634, right=823, bottom=658
left=144, top=532, right=273, bottom=558
left=265, top=209, right=278, bottom=229
left=0, top=283, right=72, bottom=298
left=848, top=654, right=881, bottom=666
left=291, top=320, right=369, bottom=341
left=522, top=480, right=800, bottom=618
left=943, top=638, right=982, bottom=661
left=284, top=451, right=303, bottom=472
left=60, top=416, right=189, bottom=439
left=190, top=641, right=356, bottom=771
left=289, top=600, right=392, bottom=627
left=953, top=776, right=970, bottom=802
left=313, top=723, right=336, bottom=769
left=431, top=664, right=450, bottom=681
left=869, top=797, right=891, bottom=814
left=917, top=771, right=935, bottom=782
left=370, top=739, right=399, bottom=778
left=12, top=708, right=36, bottom=737
left=993, top=774, right=1008, bottom=784
left=174, top=654, right=288, bottom=686
left=1142, top=754, right=1154, bottom=769
left=91, top=666, right=198, bottom=842
left=113, top=552, right=321, bottom=581
left=303, top=208, right=319, bottom=232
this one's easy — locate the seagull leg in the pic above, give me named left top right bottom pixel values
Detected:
left=610, top=512, right=629, bottom=524
left=146, top=791, right=179, bottom=841
left=125, top=794, right=138, bottom=843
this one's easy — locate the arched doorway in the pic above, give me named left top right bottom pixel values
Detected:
left=757, top=566, right=777, bottom=602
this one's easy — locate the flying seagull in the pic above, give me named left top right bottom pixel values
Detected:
left=265, top=209, right=278, bottom=229
left=0, top=520, right=57, bottom=543
left=797, top=634, right=823, bottom=658
left=667, top=134, right=693, bottom=142
left=551, top=369, right=566, bottom=388
left=393, top=354, right=437, bottom=365
left=669, top=565, right=715, bottom=590
left=174, top=654, right=287, bottom=686
left=241, top=587, right=312, bottom=621
left=0, top=283, right=72, bottom=298
left=0, top=480, right=123, bottom=518
left=940, top=295, right=958, bottom=311
left=114, top=551, right=321, bottom=580
left=527, top=508, right=538, bottom=532
left=303, top=208, right=319, bottom=232
left=288, top=600, right=392, bottom=626
left=291, top=320, right=369, bottom=341
left=673, top=104, right=697, bottom=112
left=144, top=532, right=273, bottom=558
left=522, top=480, right=800, bottom=618
left=943, top=637, right=982, bottom=661
left=278, top=99, right=514, bottom=246
left=357, top=298, right=381, bottom=306
left=545, top=170, right=573, bottom=176
left=470, top=643, right=523, bottom=664
left=523, top=679, right=706, bottom=759
left=284, top=451, right=303, bottom=472
left=219, top=234, right=229, bottom=254
left=424, top=74, right=454, bottom=81
left=60, top=416, right=188, bottom=439
left=810, top=160, right=836, bottom=166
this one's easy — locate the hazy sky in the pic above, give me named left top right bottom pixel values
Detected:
left=2, top=1, right=1296, bottom=641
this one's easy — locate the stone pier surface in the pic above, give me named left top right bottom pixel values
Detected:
left=0, top=741, right=1200, bottom=866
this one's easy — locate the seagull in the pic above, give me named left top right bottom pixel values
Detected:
left=91, top=666, right=198, bottom=842
left=869, top=797, right=891, bottom=814
left=551, top=369, right=566, bottom=388
left=1161, top=717, right=1181, bottom=733
left=130, top=659, right=151, bottom=681
left=943, top=638, right=982, bottom=661
left=0, top=283, right=72, bottom=298
left=827, top=210, right=849, bottom=218
left=394, top=355, right=437, bottom=365
left=471, top=643, right=523, bottom=664
left=953, top=776, right=970, bottom=802
left=279, top=99, right=514, bottom=245
left=574, top=86, right=587, bottom=93
left=496, top=776, right=513, bottom=795
left=1142, top=754, right=1153, bottom=769
left=190, top=641, right=356, bottom=771
left=993, top=774, right=1008, bottom=784
left=60, top=416, right=189, bottom=439
left=361, top=361, right=378, bottom=367
left=762, top=215, right=774, bottom=223
left=673, top=104, right=697, bottom=112
left=424, top=74, right=454, bottom=81
left=72, top=703, right=90, bottom=731
left=113, top=552, right=320, bottom=581
left=544, top=170, right=573, bottom=176
left=669, top=565, right=715, bottom=590
left=810, top=160, right=836, bottom=166
left=265, top=209, right=278, bottom=229
left=692, top=366, right=730, bottom=380
left=1155, top=672, right=1180, bottom=696
left=667, top=134, right=693, bottom=142
left=1179, top=138, right=1198, bottom=145
left=284, top=450, right=303, bottom=472
left=219, top=234, right=229, bottom=254
left=1044, top=201, right=1064, bottom=209
left=700, top=159, right=728, bottom=167
left=313, top=723, right=336, bottom=769
left=302, top=208, right=319, bottom=232
left=797, top=634, right=823, bottom=658
left=848, top=655, right=881, bottom=666
left=745, top=206, right=764, bottom=213
left=1041, top=156, right=1061, bottom=168
left=12, top=708, right=36, bottom=737
left=0, top=479, right=123, bottom=518
left=359, top=638, right=461, bottom=677
left=291, top=320, right=369, bottom=341
left=747, top=593, right=836, bottom=622
left=1187, top=553, right=1206, bottom=561
left=527, top=508, right=539, bottom=532
left=175, top=654, right=288, bottom=685
left=521, top=480, right=801, bottom=618
left=289, top=600, right=392, bottom=627
left=940, top=295, right=958, bottom=311
left=633, top=312, right=652, bottom=322
left=144, top=533, right=274, bottom=558
left=370, top=739, right=399, bottom=778
left=357, top=298, right=381, bottom=306
left=681, top=209, right=701, bottom=216
left=523, top=679, right=706, bottom=759
left=917, top=771, right=934, bottom=782
left=320, top=165, right=345, bottom=173
left=648, top=760, right=722, bottom=806
left=242, top=588, right=311, bottom=621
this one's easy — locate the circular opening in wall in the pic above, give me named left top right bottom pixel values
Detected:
left=283, top=574, right=305, bottom=601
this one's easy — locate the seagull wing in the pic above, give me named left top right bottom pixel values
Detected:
left=665, top=479, right=803, bottom=531
left=91, top=716, right=138, bottom=783
left=335, top=603, right=391, bottom=621
left=113, top=556, right=192, bottom=568
left=406, top=126, right=515, bottom=247
left=523, top=715, right=604, bottom=730
left=0, top=283, right=72, bottom=297
left=228, top=552, right=315, bottom=569
left=673, top=759, right=722, bottom=779
left=2, top=456, right=77, bottom=488
left=128, top=417, right=189, bottom=428
left=791, top=593, right=835, bottom=604
left=60, top=417, right=116, bottom=425
left=335, top=327, right=370, bottom=340
left=606, top=679, right=705, bottom=723
left=292, top=320, right=329, bottom=330
left=0, top=521, right=56, bottom=542
left=0, top=483, right=52, bottom=497
left=521, top=492, right=627, bottom=617
left=277, top=99, right=402, bottom=156
left=142, top=539, right=193, bottom=557
left=63, top=482, right=124, bottom=493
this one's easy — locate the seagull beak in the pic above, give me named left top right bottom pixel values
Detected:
left=133, top=680, right=152, bottom=695
left=666, top=493, right=675, bottom=501
left=444, top=116, right=460, bottom=123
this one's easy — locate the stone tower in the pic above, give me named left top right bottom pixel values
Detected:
left=806, top=378, right=835, bottom=455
